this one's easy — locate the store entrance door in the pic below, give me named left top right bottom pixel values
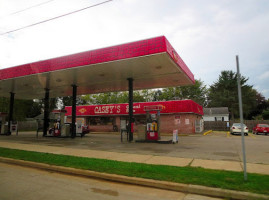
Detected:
left=120, top=118, right=127, bottom=131
left=195, top=119, right=204, bottom=133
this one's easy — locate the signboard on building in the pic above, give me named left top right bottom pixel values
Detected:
left=65, top=100, right=204, bottom=117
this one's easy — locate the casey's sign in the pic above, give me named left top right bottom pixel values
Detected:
left=94, top=105, right=121, bottom=114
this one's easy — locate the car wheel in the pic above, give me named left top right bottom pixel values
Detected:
left=244, top=133, right=248, bottom=136
left=256, top=132, right=259, bottom=135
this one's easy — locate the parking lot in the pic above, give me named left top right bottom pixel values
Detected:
left=0, top=131, right=268, bottom=165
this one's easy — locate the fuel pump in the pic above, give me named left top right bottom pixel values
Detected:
left=0, top=112, right=7, bottom=135
left=48, top=109, right=70, bottom=137
left=144, top=105, right=162, bottom=141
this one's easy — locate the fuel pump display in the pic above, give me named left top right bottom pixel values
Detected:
left=48, top=109, right=70, bottom=137
left=47, top=110, right=89, bottom=137
left=145, top=105, right=162, bottom=141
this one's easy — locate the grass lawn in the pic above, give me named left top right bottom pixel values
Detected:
left=0, top=147, right=268, bottom=195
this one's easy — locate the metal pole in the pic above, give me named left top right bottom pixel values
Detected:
left=43, top=88, right=50, bottom=137
left=236, top=55, right=247, bottom=181
left=128, top=78, right=133, bottom=142
left=71, top=84, right=77, bottom=138
left=7, top=92, right=15, bottom=135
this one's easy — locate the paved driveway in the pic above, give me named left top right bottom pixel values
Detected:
left=0, top=131, right=268, bottom=164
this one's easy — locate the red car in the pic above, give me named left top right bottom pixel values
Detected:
left=252, top=124, right=269, bottom=135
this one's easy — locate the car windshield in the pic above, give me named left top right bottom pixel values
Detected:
left=259, top=124, right=269, bottom=127
left=233, top=123, right=246, bottom=127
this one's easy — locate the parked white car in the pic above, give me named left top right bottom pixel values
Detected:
left=230, top=123, right=248, bottom=136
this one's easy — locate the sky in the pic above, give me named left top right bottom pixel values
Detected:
left=0, top=0, right=269, bottom=98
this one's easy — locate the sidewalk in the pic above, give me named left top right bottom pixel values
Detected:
left=0, top=140, right=268, bottom=175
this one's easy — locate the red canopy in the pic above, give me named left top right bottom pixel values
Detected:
left=0, top=36, right=194, bottom=99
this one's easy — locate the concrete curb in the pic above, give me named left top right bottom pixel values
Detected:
left=89, top=132, right=193, bottom=136
left=0, top=157, right=268, bottom=200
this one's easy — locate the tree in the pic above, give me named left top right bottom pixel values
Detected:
left=82, top=92, right=125, bottom=105
left=26, top=100, right=43, bottom=118
left=0, top=97, right=43, bottom=120
left=141, top=90, right=155, bottom=102
left=156, top=79, right=208, bottom=106
left=247, top=90, right=269, bottom=119
left=57, top=96, right=86, bottom=108
left=208, top=70, right=256, bottom=120
left=178, top=79, right=208, bottom=106
left=152, top=89, right=163, bottom=101
left=262, top=109, right=269, bottom=120
left=80, top=80, right=207, bottom=105
left=0, top=97, right=9, bottom=113
left=0, top=95, right=89, bottom=121
left=81, top=91, right=146, bottom=105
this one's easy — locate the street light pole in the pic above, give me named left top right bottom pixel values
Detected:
left=236, top=55, right=247, bottom=181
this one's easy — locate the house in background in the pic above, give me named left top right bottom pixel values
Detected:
left=203, top=107, right=229, bottom=122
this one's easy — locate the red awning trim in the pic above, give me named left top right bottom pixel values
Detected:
left=165, top=38, right=194, bottom=83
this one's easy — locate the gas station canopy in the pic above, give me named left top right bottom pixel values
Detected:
left=0, top=36, right=194, bottom=100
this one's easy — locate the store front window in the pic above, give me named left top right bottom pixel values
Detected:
left=89, top=117, right=114, bottom=125
left=134, top=115, right=146, bottom=125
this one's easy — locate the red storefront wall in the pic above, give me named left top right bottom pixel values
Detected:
left=160, top=114, right=202, bottom=133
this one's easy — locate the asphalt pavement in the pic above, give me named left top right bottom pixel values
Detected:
left=0, top=162, right=223, bottom=200
left=0, top=131, right=268, bottom=174
left=0, top=131, right=269, bottom=200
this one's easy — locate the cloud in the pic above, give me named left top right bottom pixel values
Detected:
left=259, top=71, right=269, bottom=80
left=261, top=89, right=269, bottom=99
left=0, top=0, right=269, bottom=99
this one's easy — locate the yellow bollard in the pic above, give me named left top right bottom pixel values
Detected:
left=203, top=130, right=212, bottom=136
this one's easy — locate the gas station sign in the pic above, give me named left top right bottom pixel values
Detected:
left=66, top=100, right=203, bottom=117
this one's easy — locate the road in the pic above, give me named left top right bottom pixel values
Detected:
left=0, top=163, right=223, bottom=200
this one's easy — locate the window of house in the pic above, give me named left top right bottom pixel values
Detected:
left=215, top=117, right=223, bottom=121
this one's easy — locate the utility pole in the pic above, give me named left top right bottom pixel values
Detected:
left=236, top=55, right=247, bottom=181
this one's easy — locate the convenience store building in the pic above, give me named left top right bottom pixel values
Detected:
left=65, top=100, right=204, bottom=134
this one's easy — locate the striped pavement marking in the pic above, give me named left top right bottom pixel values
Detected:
left=249, top=133, right=256, bottom=139
left=203, top=130, right=212, bottom=136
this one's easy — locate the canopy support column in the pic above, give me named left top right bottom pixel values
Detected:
left=71, top=84, right=77, bottom=138
left=7, top=92, right=15, bottom=135
left=43, top=88, right=50, bottom=137
left=127, top=78, right=134, bottom=142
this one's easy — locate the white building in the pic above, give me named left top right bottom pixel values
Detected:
left=203, top=107, right=229, bottom=122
